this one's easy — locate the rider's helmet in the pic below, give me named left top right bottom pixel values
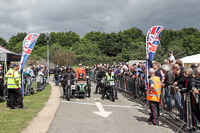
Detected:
left=108, top=68, right=112, bottom=74
left=86, top=66, right=89, bottom=70
left=67, top=66, right=72, bottom=72
left=101, top=66, right=104, bottom=71
left=79, top=73, right=83, bottom=79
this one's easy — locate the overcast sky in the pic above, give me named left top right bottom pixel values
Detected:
left=0, top=0, right=199, bottom=41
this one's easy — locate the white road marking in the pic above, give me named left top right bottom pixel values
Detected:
left=93, top=102, right=113, bottom=118
left=75, top=98, right=80, bottom=101
left=87, top=98, right=89, bottom=101
left=93, top=98, right=101, bottom=101
left=61, top=101, right=144, bottom=110
left=102, top=104, right=144, bottom=110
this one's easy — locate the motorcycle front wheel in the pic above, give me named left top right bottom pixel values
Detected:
left=66, top=87, right=71, bottom=101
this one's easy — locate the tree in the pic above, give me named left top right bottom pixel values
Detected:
left=8, top=32, right=27, bottom=52
left=0, top=37, right=8, bottom=48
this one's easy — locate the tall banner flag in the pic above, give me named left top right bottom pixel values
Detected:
left=145, top=26, right=163, bottom=90
left=19, top=33, right=40, bottom=71
left=19, top=33, right=40, bottom=94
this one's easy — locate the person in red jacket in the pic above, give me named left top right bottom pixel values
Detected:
left=76, top=64, right=86, bottom=79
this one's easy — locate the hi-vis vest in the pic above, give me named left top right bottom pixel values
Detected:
left=5, top=69, right=20, bottom=89
left=106, top=72, right=114, bottom=81
left=146, top=76, right=161, bottom=102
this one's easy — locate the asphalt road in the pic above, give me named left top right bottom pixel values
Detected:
left=48, top=82, right=178, bottom=133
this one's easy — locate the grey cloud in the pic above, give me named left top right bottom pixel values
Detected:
left=0, top=0, right=199, bottom=41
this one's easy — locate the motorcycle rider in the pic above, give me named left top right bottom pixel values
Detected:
left=85, top=66, right=91, bottom=95
left=61, top=66, right=75, bottom=96
left=102, top=68, right=118, bottom=100
left=61, top=66, right=67, bottom=88
left=85, top=66, right=91, bottom=76
left=95, top=66, right=106, bottom=94
left=76, top=64, right=86, bottom=79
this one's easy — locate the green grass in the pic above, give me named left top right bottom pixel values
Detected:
left=0, top=83, right=51, bottom=133
left=72, top=66, right=78, bottom=72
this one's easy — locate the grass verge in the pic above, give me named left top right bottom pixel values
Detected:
left=0, top=84, right=51, bottom=133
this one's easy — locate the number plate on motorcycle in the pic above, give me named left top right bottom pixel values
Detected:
left=71, top=85, right=76, bottom=90
left=110, top=81, right=115, bottom=86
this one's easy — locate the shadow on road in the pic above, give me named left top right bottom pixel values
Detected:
left=119, top=92, right=183, bottom=133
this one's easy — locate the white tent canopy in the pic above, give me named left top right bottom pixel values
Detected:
left=180, top=54, right=200, bottom=67
left=180, top=54, right=200, bottom=64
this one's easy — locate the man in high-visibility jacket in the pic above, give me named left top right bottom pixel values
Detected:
left=102, top=68, right=117, bottom=100
left=5, top=64, right=25, bottom=109
left=147, top=68, right=161, bottom=125
left=76, top=64, right=86, bottom=79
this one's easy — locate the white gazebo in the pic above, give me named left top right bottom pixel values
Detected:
left=180, top=54, right=200, bottom=68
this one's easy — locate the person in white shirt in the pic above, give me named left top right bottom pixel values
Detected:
left=168, top=51, right=176, bottom=64
left=120, top=62, right=128, bottom=74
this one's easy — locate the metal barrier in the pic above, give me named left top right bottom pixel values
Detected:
left=115, top=74, right=200, bottom=132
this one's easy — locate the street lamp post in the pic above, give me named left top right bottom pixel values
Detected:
left=46, top=33, right=51, bottom=82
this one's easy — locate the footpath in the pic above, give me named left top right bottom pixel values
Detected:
left=21, top=82, right=60, bottom=133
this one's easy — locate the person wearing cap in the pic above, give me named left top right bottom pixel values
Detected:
left=5, top=64, right=25, bottom=109
left=26, top=64, right=35, bottom=93
left=0, top=64, right=4, bottom=98
left=76, top=64, right=86, bottom=79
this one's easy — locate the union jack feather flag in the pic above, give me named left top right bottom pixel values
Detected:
left=19, top=33, right=40, bottom=95
left=19, top=33, right=40, bottom=72
left=145, top=26, right=163, bottom=90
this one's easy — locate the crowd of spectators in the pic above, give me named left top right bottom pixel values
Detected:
left=0, top=63, right=48, bottom=110
left=52, top=50, right=200, bottom=129
left=86, top=51, right=200, bottom=128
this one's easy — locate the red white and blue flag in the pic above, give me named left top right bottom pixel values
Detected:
left=19, top=33, right=40, bottom=72
left=19, top=33, right=40, bottom=95
left=145, top=26, right=163, bottom=90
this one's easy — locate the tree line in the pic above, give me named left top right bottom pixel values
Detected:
left=0, top=27, right=199, bottom=66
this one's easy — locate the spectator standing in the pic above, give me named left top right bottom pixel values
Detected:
left=137, top=62, right=143, bottom=69
left=26, top=64, right=35, bottom=92
left=120, top=61, right=128, bottom=74
left=0, top=64, right=4, bottom=97
left=190, top=66, right=200, bottom=122
left=54, top=65, right=61, bottom=86
left=176, top=60, right=184, bottom=74
left=162, top=65, right=175, bottom=111
left=168, top=51, right=176, bottom=64
left=147, top=68, right=161, bottom=125
left=172, top=64, right=185, bottom=117
left=5, top=64, right=25, bottom=109
left=36, top=68, right=44, bottom=91
left=114, top=65, right=120, bottom=75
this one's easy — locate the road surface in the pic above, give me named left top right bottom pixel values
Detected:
left=48, top=82, right=178, bottom=133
